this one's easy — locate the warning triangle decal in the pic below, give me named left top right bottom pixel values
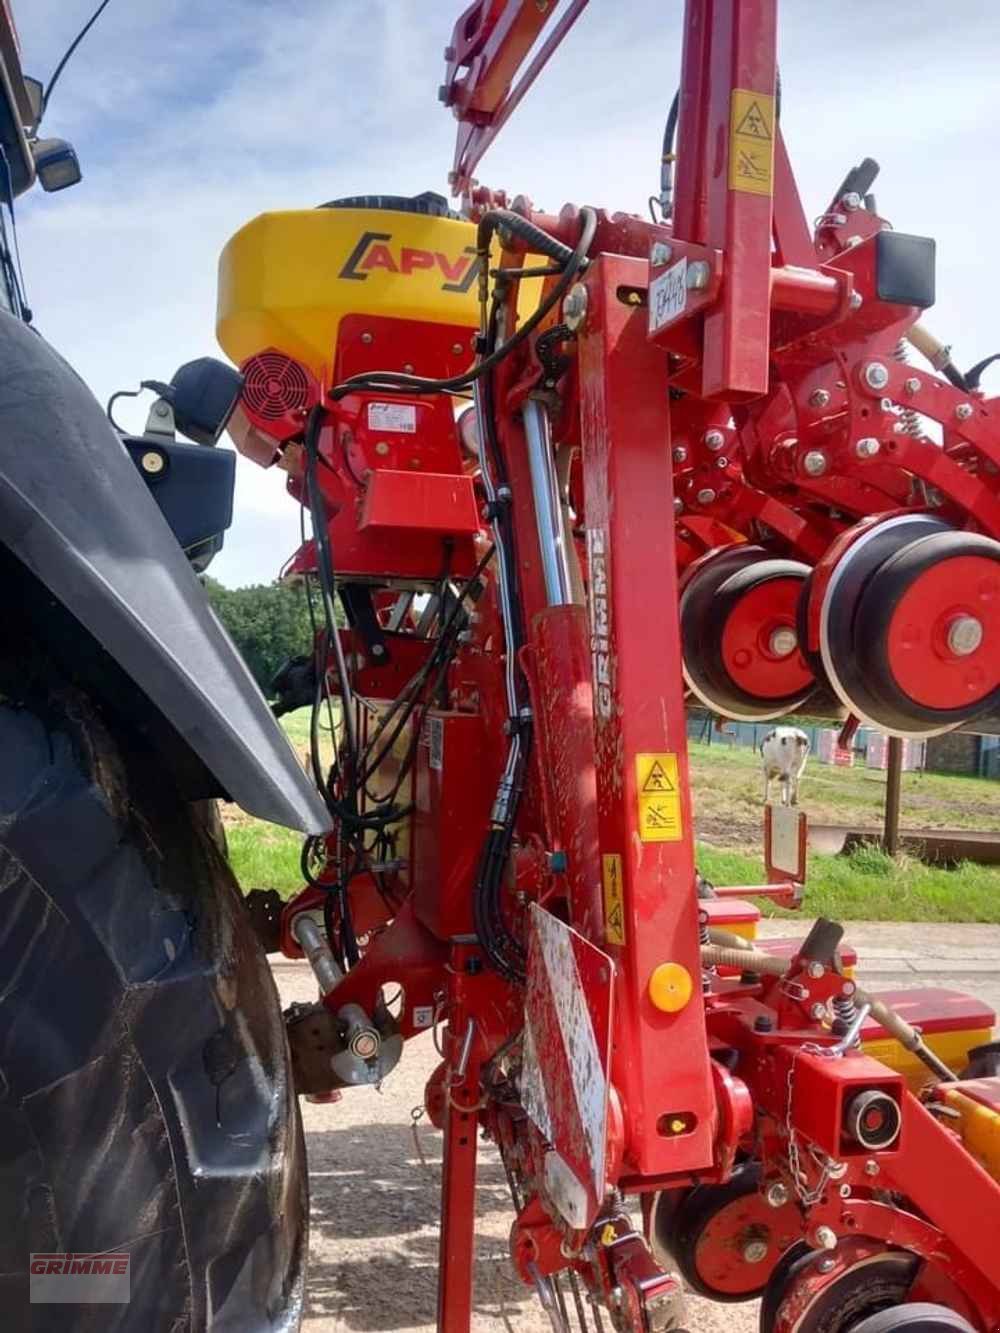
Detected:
left=734, top=100, right=771, bottom=140
left=642, top=761, right=675, bottom=794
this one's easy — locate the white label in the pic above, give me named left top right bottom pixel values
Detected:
left=412, top=1005, right=434, bottom=1029
left=586, top=528, right=613, bottom=721
left=648, top=257, right=688, bottom=333
left=367, top=402, right=417, bottom=433
left=427, top=716, right=444, bottom=771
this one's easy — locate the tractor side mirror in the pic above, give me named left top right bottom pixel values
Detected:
left=169, top=358, right=245, bottom=446
left=32, top=137, right=82, bottom=193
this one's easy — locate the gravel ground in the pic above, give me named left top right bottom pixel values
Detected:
left=275, top=922, right=1000, bottom=1333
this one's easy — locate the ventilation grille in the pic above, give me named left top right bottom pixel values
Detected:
left=242, top=351, right=313, bottom=422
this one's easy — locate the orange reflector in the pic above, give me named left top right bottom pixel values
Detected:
left=648, top=962, right=693, bottom=1013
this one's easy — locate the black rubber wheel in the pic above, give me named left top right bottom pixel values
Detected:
left=850, top=1305, right=977, bottom=1333
left=760, top=1244, right=814, bottom=1333
left=682, top=549, right=815, bottom=720
left=767, top=1250, right=920, bottom=1333
left=852, top=530, right=1000, bottom=732
left=0, top=679, right=306, bottom=1330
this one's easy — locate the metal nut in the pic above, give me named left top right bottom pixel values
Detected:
left=863, top=362, right=889, bottom=390
left=947, top=615, right=984, bottom=657
left=802, top=450, right=829, bottom=477
left=687, top=260, right=711, bottom=290
left=955, top=402, right=974, bottom=422
left=813, top=1225, right=838, bottom=1250
left=673, top=497, right=684, bottom=514
left=806, top=961, right=825, bottom=979
left=842, top=192, right=863, bottom=211
left=848, top=291, right=863, bottom=311
left=742, top=1239, right=769, bottom=1264
left=769, top=627, right=798, bottom=657
left=703, top=429, right=726, bottom=451
left=809, top=388, right=831, bottom=409
left=809, top=1002, right=827, bottom=1021
left=673, top=446, right=688, bottom=464
left=696, top=487, right=717, bottom=505
left=562, top=283, right=588, bottom=330
left=766, top=1181, right=790, bottom=1208
left=855, top=437, right=881, bottom=459
left=864, top=1160, right=880, bottom=1177
left=361, top=331, right=374, bottom=345
left=904, top=376, right=921, bottom=395
left=650, top=242, right=673, bottom=267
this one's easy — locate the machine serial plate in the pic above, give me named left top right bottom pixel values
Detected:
left=648, top=257, right=687, bottom=333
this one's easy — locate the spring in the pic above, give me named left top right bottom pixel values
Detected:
left=894, top=340, right=924, bottom=438
left=831, top=990, right=858, bottom=1036
left=700, top=912, right=713, bottom=992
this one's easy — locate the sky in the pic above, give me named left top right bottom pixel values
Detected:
left=13, top=0, right=1000, bottom=586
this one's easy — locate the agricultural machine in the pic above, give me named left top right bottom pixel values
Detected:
left=213, top=2, right=1000, bottom=1329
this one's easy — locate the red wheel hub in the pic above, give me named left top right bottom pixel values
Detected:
left=690, top=1191, right=801, bottom=1296
left=721, top=577, right=812, bottom=700
left=886, top=555, right=1000, bottom=710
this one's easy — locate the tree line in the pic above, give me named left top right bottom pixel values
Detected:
left=204, top=578, right=315, bottom=693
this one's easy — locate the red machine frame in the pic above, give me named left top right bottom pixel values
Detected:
left=231, top=2, right=1000, bottom=1329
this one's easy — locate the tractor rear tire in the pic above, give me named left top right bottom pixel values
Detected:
left=0, top=678, right=307, bottom=1331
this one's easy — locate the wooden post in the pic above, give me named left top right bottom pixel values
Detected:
left=884, top=736, right=903, bottom=857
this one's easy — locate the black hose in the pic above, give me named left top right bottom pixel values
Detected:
left=659, top=91, right=679, bottom=216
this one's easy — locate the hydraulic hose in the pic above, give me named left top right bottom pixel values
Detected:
left=476, top=208, right=576, bottom=268
left=700, top=944, right=955, bottom=1081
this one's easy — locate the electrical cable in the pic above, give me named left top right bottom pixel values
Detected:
left=40, top=0, right=116, bottom=122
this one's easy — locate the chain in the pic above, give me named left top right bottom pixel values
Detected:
left=785, top=1046, right=836, bottom=1206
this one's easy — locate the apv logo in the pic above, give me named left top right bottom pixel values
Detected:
left=339, top=230, right=480, bottom=293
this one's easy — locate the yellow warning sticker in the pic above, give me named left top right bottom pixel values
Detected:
left=728, top=88, right=774, bottom=196
left=635, top=753, right=683, bottom=843
left=602, top=853, right=625, bottom=945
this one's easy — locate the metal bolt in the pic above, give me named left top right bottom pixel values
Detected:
left=361, top=331, right=374, bottom=345
left=742, top=1239, right=769, bottom=1264
left=716, top=457, right=729, bottom=469
left=403, top=362, right=415, bottom=373
left=864, top=1160, right=880, bottom=1177
left=769, top=627, right=798, bottom=657
left=947, top=615, right=984, bottom=657
left=687, top=260, right=711, bottom=290
left=809, top=388, right=831, bottom=409
left=842, top=192, right=863, bottom=211
left=371, top=643, right=386, bottom=657
left=375, top=441, right=390, bottom=456
left=766, top=1181, right=790, bottom=1208
left=650, top=242, right=672, bottom=267
left=904, top=376, right=921, bottom=395
left=817, top=1257, right=836, bottom=1274
left=839, top=1183, right=852, bottom=1198
left=855, top=437, right=881, bottom=459
left=154, top=401, right=171, bottom=419
left=704, top=429, right=726, bottom=451
left=863, top=362, right=889, bottom=390
left=140, top=450, right=165, bottom=474
left=842, top=980, right=856, bottom=996
left=802, top=450, right=829, bottom=477
left=849, top=291, right=863, bottom=311
left=955, top=402, right=974, bottom=422
left=814, top=1226, right=838, bottom=1251
left=673, top=497, right=684, bottom=514
left=452, top=342, right=464, bottom=355
left=562, top=284, right=588, bottom=329
left=696, top=487, right=717, bottom=505
left=806, top=961, right=825, bottom=980
left=810, top=1002, right=827, bottom=1021
left=673, top=445, right=688, bottom=464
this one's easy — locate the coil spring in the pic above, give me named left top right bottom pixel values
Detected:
left=895, top=340, right=924, bottom=438
left=700, top=912, right=713, bottom=992
left=831, top=990, right=858, bottom=1037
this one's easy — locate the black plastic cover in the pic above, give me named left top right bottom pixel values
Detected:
left=876, top=231, right=935, bottom=309
left=122, top=433, right=235, bottom=559
left=0, top=311, right=329, bottom=834
left=169, top=356, right=244, bottom=445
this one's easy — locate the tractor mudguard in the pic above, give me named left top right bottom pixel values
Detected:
left=0, top=311, right=328, bottom=834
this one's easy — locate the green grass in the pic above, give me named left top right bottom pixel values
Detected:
left=221, top=709, right=1000, bottom=923
left=698, top=841, right=1000, bottom=923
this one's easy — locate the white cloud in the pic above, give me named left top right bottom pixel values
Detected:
left=12, top=0, right=1000, bottom=585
